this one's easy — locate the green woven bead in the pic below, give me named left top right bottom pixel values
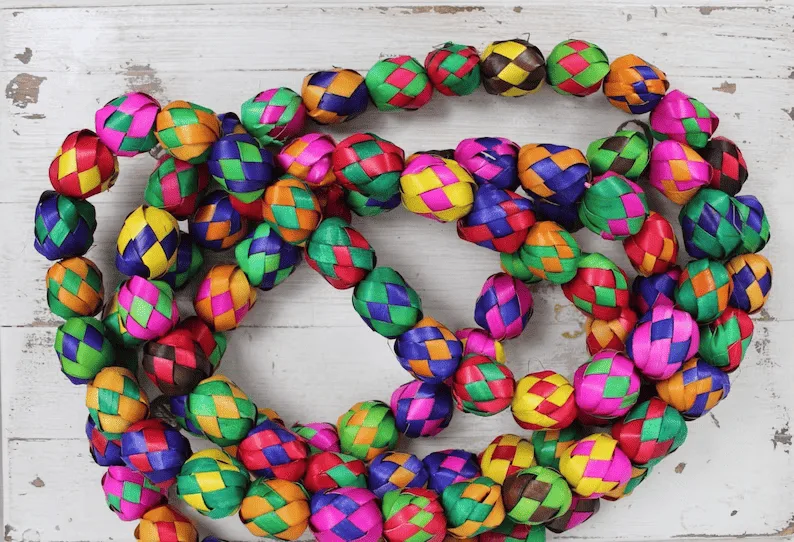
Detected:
left=365, top=56, right=433, bottom=112
left=500, top=252, right=541, bottom=285
left=578, top=174, right=648, bottom=240
left=239, top=478, right=310, bottom=539
left=733, top=195, right=770, bottom=256
left=612, top=398, right=688, bottom=468
left=176, top=449, right=250, bottom=518
left=697, top=307, right=753, bottom=372
left=144, top=156, right=208, bottom=220
left=337, top=400, right=398, bottom=461
left=46, top=256, right=104, bottom=320
left=586, top=129, right=651, bottom=179
left=502, top=466, right=572, bottom=525
left=186, top=375, right=257, bottom=447
left=240, top=87, right=305, bottom=147
left=530, top=423, right=584, bottom=470
left=305, top=217, right=376, bottom=289
left=352, top=267, right=422, bottom=338
left=441, top=476, right=505, bottom=538
left=424, top=42, right=481, bottom=97
left=675, top=259, right=732, bottom=323
left=546, top=39, right=609, bottom=97
left=235, top=222, right=302, bottom=291
left=55, top=316, right=115, bottom=384
left=679, top=188, right=742, bottom=260
left=519, top=221, right=581, bottom=285
left=345, top=189, right=401, bottom=217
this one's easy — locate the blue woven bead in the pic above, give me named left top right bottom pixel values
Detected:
left=393, top=318, right=462, bottom=383
left=189, top=191, right=248, bottom=251
left=169, top=394, right=204, bottom=436
left=457, top=185, right=536, bottom=253
left=422, top=449, right=480, bottom=494
left=734, top=195, right=770, bottom=255
left=235, top=222, right=302, bottom=291
left=217, top=112, right=247, bottom=136
left=160, top=231, right=204, bottom=289
left=367, top=451, right=429, bottom=498
left=454, top=137, right=520, bottom=190
left=391, top=380, right=454, bottom=438
left=34, top=191, right=97, bottom=260
left=208, top=134, right=275, bottom=203
left=631, top=267, right=681, bottom=316
left=86, top=415, right=124, bottom=466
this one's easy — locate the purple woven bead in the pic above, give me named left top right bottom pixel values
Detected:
left=292, top=422, right=341, bottom=454
left=309, top=487, right=383, bottom=542
left=86, top=415, right=124, bottom=466
left=394, top=318, right=463, bottom=383
left=120, top=418, right=192, bottom=489
left=631, top=267, right=681, bottom=316
left=474, top=273, right=534, bottom=340
left=422, top=449, right=480, bottom=494
left=217, top=112, right=247, bottom=136
left=208, top=134, right=275, bottom=203
left=390, top=380, right=454, bottom=438
left=456, top=185, right=536, bottom=253
left=367, top=451, right=430, bottom=498
left=454, top=137, right=520, bottom=190
left=626, top=305, right=700, bottom=381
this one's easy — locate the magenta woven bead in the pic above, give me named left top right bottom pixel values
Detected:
left=455, top=327, right=505, bottom=363
left=117, top=277, right=179, bottom=340
left=390, top=380, right=454, bottom=438
left=626, top=305, right=700, bottom=380
left=293, top=422, right=341, bottom=454
left=649, top=140, right=712, bottom=205
left=277, top=133, right=337, bottom=188
left=560, top=434, right=632, bottom=498
left=474, top=273, right=534, bottom=340
left=649, top=89, right=719, bottom=149
left=573, top=351, right=641, bottom=419
left=95, top=92, right=160, bottom=157
left=102, top=465, right=167, bottom=521
left=309, top=487, right=383, bottom=542
left=454, top=137, right=520, bottom=190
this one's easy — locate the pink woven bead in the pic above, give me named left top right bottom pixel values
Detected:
left=649, top=89, right=719, bottom=149
left=117, top=277, right=179, bottom=340
left=102, top=465, right=166, bottom=521
left=310, top=487, right=383, bottom=542
left=277, top=133, right=337, bottom=188
left=626, top=305, right=700, bottom=380
left=293, top=422, right=341, bottom=454
left=454, top=137, right=520, bottom=190
left=473, top=273, right=534, bottom=340
left=560, top=434, right=632, bottom=498
left=455, top=328, right=505, bottom=363
left=95, top=92, right=160, bottom=157
left=649, top=140, right=712, bottom=205
left=573, top=350, right=640, bottom=419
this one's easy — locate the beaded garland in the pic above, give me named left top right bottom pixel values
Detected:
left=35, top=35, right=772, bottom=542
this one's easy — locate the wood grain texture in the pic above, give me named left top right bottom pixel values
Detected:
left=2, top=1, right=793, bottom=541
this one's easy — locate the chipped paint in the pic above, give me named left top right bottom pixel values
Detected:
left=513, top=6, right=522, bottom=13
left=674, top=462, right=686, bottom=473
left=699, top=6, right=772, bottom=15
left=562, top=321, right=585, bottom=339
left=120, top=63, right=164, bottom=96
left=783, top=107, right=794, bottom=121
left=22, top=113, right=45, bottom=120
left=30, top=476, right=44, bottom=488
left=756, top=308, right=775, bottom=321
left=778, top=514, right=794, bottom=536
left=5, top=73, right=46, bottom=109
left=712, top=81, right=736, bottom=94
left=709, top=412, right=721, bottom=428
left=4, top=524, right=14, bottom=542
left=731, top=510, right=738, bottom=516
left=771, top=422, right=791, bottom=452
left=14, top=48, right=32, bottom=65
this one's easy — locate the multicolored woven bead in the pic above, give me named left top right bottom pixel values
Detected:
left=194, top=264, right=257, bottom=331
left=310, top=487, right=383, bottom=542
left=517, top=144, right=589, bottom=205
left=382, top=487, right=447, bottom=542
left=573, top=351, right=641, bottom=419
left=698, top=307, right=753, bottom=372
left=502, top=466, right=572, bottom=525
left=292, top=422, right=341, bottom=455
left=306, top=218, right=375, bottom=289
left=145, top=156, right=210, bottom=220
left=533, top=197, right=584, bottom=232
left=367, top=451, right=429, bottom=498
left=700, top=136, right=748, bottom=195
left=391, top=380, right=454, bottom=438
left=626, top=305, right=699, bottom=380
left=87, top=415, right=124, bottom=466
left=315, top=184, right=352, bottom=223
left=441, top=476, right=505, bottom=538
left=121, top=418, right=192, bottom=489
left=586, top=128, right=650, bottom=180
left=235, top=222, right=302, bottom=291
left=240, top=478, right=310, bottom=540
left=474, top=273, right=533, bottom=340
left=454, top=137, right=520, bottom=190
left=726, top=253, right=772, bottom=314
left=49, top=129, right=119, bottom=198
left=530, top=423, right=583, bottom=470
left=559, top=434, right=632, bottom=498
left=366, top=56, right=433, bottom=111
left=603, top=54, right=669, bottom=114
left=301, top=69, right=369, bottom=125
left=346, top=189, right=401, bottom=217
left=352, top=267, right=422, bottom=338
left=117, top=276, right=179, bottom=340
left=333, top=133, right=405, bottom=197
left=512, top=370, right=577, bottom=430
left=116, top=205, right=180, bottom=279
left=190, top=190, right=248, bottom=251
left=337, top=400, right=399, bottom=461
left=562, top=253, right=630, bottom=320
left=86, top=366, right=149, bottom=440
left=155, top=100, right=220, bottom=164
left=612, top=397, right=688, bottom=468
left=134, top=505, right=198, bottom=542
left=457, top=186, right=535, bottom=253
left=34, top=191, right=97, bottom=260
left=649, top=140, right=712, bottom=205
left=160, top=231, right=204, bottom=290
left=631, top=267, right=681, bottom=316
left=546, top=39, right=609, bottom=96
left=102, top=465, right=167, bottom=521
left=46, top=257, right=104, bottom=319
left=54, top=316, right=113, bottom=384
left=679, top=188, right=742, bottom=260
left=578, top=172, right=648, bottom=240
left=545, top=495, right=599, bottom=533
left=400, top=154, right=476, bottom=222
left=518, top=220, right=581, bottom=284
left=480, top=39, right=546, bottom=97
left=240, top=88, right=306, bottom=147
left=623, top=211, right=679, bottom=276
left=176, top=449, right=249, bottom=519
left=142, top=328, right=211, bottom=395
left=186, top=375, right=257, bottom=447
left=262, top=176, right=322, bottom=245
left=95, top=92, right=160, bottom=157
left=277, top=133, right=336, bottom=188
left=423, top=449, right=480, bottom=494
left=675, top=258, right=732, bottom=323
left=304, top=451, right=367, bottom=493
left=424, top=42, right=481, bottom=97
left=178, top=316, right=227, bottom=370
left=208, top=133, right=274, bottom=203
left=456, top=327, right=506, bottom=364
left=451, top=354, right=515, bottom=416
left=394, top=317, right=462, bottom=383
left=584, top=307, right=637, bottom=355
left=500, top=251, right=541, bottom=285
left=734, top=194, right=771, bottom=255
left=650, top=90, right=719, bottom=148
left=656, top=358, right=731, bottom=419
left=237, top=419, right=309, bottom=480
left=479, top=434, right=536, bottom=485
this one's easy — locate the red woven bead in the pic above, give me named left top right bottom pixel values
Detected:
left=456, top=185, right=536, bottom=254
left=451, top=354, right=515, bottom=416
left=236, top=419, right=309, bottom=481
left=304, top=451, right=367, bottom=493
left=584, top=307, right=638, bottom=355
left=49, top=129, right=119, bottom=199
left=142, top=328, right=212, bottom=396
left=332, top=133, right=405, bottom=197
left=623, top=211, right=679, bottom=277
left=229, top=194, right=266, bottom=221
left=561, top=253, right=631, bottom=320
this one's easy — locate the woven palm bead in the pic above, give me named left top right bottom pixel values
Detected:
left=623, top=211, right=679, bottom=276
left=304, top=451, right=367, bottom=493
left=176, top=449, right=249, bottom=518
left=733, top=194, right=770, bottom=255
left=500, top=251, right=541, bottom=285
left=626, top=305, right=699, bottom=380
left=700, top=136, right=748, bottom=195
left=346, top=188, right=401, bottom=217
left=423, top=449, right=480, bottom=494
left=451, top=354, right=515, bottom=417
left=144, top=156, right=210, bottom=220
left=382, top=487, right=447, bottom=542
left=456, top=328, right=505, bottom=364
left=584, top=307, right=638, bottom=355
left=480, top=39, right=546, bottom=97
left=292, top=422, right=340, bottom=455
left=306, top=217, right=375, bottom=289
left=34, top=191, right=97, bottom=260
left=727, top=253, right=772, bottom=314
left=177, top=316, right=227, bottom=370
left=586, top=128, right=651, bottom=180
left=310, top=487, right=383, bottom=542
left=400, top=154, right=476, bottom=222
left=441, top=476, right=505, bottom=538
left=562, top=253, right=630, bottom=320
left=49, top=129, right=119, bottom=198
left=121, top=418, right=192, bottom=489
left=102, top=285, right=144, bottom=348
left=367, top=451, right=429, bottom=498
left=116, top=205, right=180, bottom=279
left=573, top=351, right=641, bottom=419
left=603, top=54, right=669, bottom=114
left=698, top=307, right=753, bottom=372
left=502, top=466, right=571, bottom=525
left=578, top=172, right=649, bottom=240
left=559, top=434, right=631, bottom=498
left=301, top=69, right=369, bottom=125
left=338, top=400, right=398, bottom=461
left=518, top=221, right=581, bottom=284
left=240, top=478, right=310, bottom=540
left=218, top=111, right=248, bottom=136
left=117, top=276, right=179, bottom=341
left=545, top=495, right=599, bottom=533
left=656, top=358, right=731, bottom=419
left=333, top=133, right=405, bottom=198
left=512, top=370, right=577, bottom=430
left=675, top=258, right=732, bottom=323
left=262, top=176, right=322, bottom=246
left=194, top=264, right=257, bottom=331
left=46, top=256, right=104, bottom=319
left=650, top=90, right=719, bottom=148
left=155, top=100, right=220, bottom=164
left=366, top=56, right=433, bottom=111
left=482, top=520, right=546, bottom=542
left=87, top=415, right=124, bottom=466
left=237, top=419, right=309, bottom=480
left=240, top=88, right=306, bottom=147
left=134, top=505, right=198, bottom=542
left=679, top=188, right=742, bottom=260
left=546, top=39, right=609, bottom=96
left=530, top=423, right=583, bottom=471
left=474, top=273, right=534, bottom=340
left=160, top=231, right=203, bottom=290
left=457, top=186, right=535, bottom=253
left=612, top=397, right=688, bottom=468
left=479, top=434, right=536, bottom=485
left=208, top=133, right=275, bottom=203
left=631, top=267, right=681, bottom=316
left=102, top=465, right=167, bottom=521
left=517, top=144, right=590, bottom=205
left=353, top=267, right=422, bottom=338
left=142, top=328, right=211, bottom=395
left=235, top=222, right=302, bottom=291
left=649, top=140, right=712, bottom=205
left=86, top=367, right=149, bottom=440
left=277, top=133, right=336, bottom=188
left=424, top=42, right=481, bottom=97
left=391, top=380, right=454, bottom=438
left=95, top=92, right=160, bottom=156
left=186, top=375, right=257, bottom=447
left=455, top=137, right=520, bottom=190
left=55, top=316, right=114, bottom=384
left=394, top=317, right=462, bottom=383
left=190, top=190, right=248, bottom=251
left=603, top=464, right=650, bottom=501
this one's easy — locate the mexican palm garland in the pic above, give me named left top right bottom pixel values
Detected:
left=35, top=36, right=773, bottom=542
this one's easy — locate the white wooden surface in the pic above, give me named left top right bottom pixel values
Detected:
left=2, top=1, right=794, bottom=541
